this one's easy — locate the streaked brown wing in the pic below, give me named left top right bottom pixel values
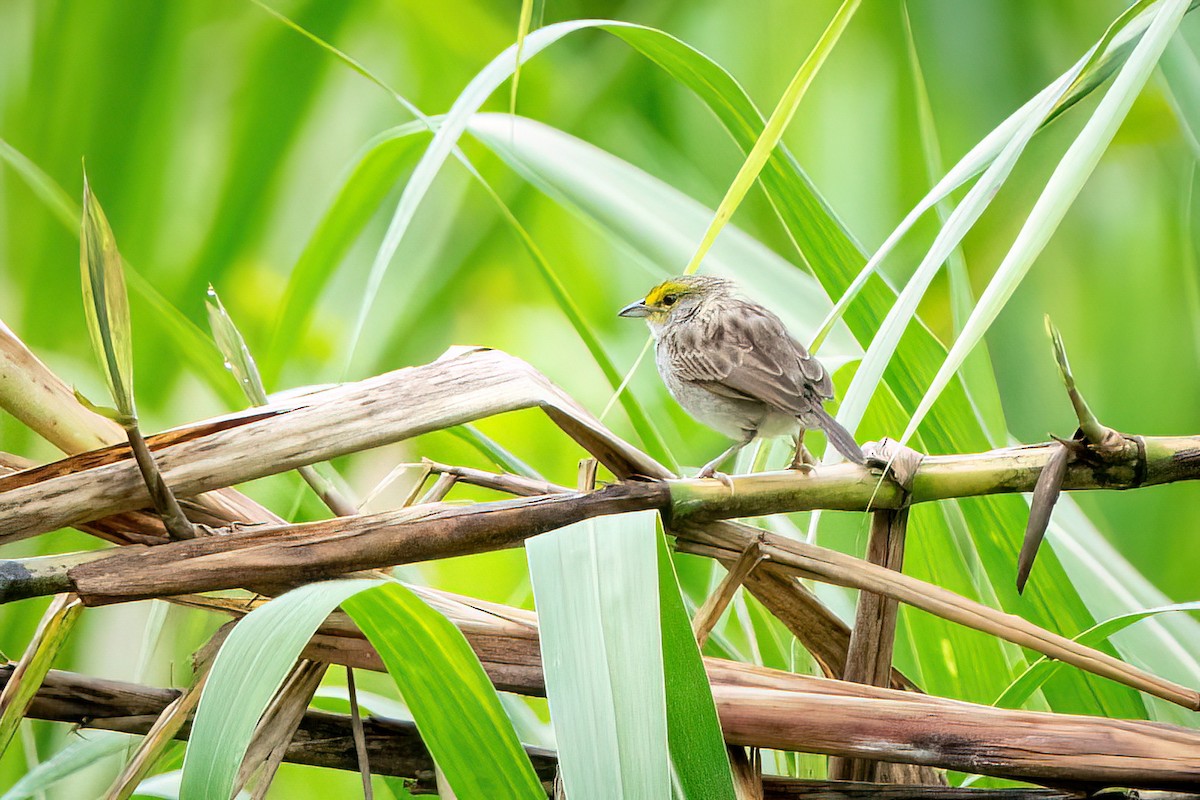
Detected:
left=668, top=299, right=833, bottom=415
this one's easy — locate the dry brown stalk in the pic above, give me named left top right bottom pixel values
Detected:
left=3, top=338, right=1200, bottom=789
left=3, top=347, right=1198, bottom=548
left=7, top=658, right=1200, bottom=790
left=4, top=670, right=1124, bottom=798
left=677, top=521, right=1200, bottom=711
left=19, top=492, right=1189, bottom=710
left=829, top=508, right=910, bottom=782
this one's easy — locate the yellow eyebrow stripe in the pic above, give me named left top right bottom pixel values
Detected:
left=645, top=280, right=689, bottom=306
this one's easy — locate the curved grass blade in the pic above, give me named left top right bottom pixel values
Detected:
left=833, top=58, right=1082, bottom=449
left=181, top=579, right=541, bottom=800
left=180, top=580, right=374, bottom=800
left=0, top=143, right=241, bottom=406
left=343, top=583, right=544, bottom=799
left=1161, top=35, right=1200, bottom=160
left=465, top=114, right=854, bottom=354
left=656, top=531, right=737, bottom=799
left=509, top=0, right=536, bottom=117
left=0, top=596, right=83, bottom=758
left=808, top=0, right=1165, bottom=353
left=994, top=601, right=1200, bottom=710
left=899, top=0, right=1190, bottom=445
left=903, top=5, right=1006, bottom=443
left=252, top=10, right=677, bottom=468
left=448, top=424, right=542, bottom=479
left=0, top=731, right=129, bottom=800
left=681, top=0, right=860, bottom=276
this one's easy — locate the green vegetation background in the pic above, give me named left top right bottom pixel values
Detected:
left=0, top=0, right=1197, bottom=796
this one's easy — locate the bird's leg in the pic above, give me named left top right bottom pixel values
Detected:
left=697, top=430, right=755, bottom=480
left=789, top=430, right=817, bottom=472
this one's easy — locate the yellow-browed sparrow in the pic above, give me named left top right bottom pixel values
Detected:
left=619, top=275, right=864, bottom=477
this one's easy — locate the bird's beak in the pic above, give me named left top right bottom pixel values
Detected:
left=618, top=300, right=652, bottom=318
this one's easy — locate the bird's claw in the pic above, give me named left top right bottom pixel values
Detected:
left=788, top=462, right=816, bottom=474
left=696, top=467, right=736, bottom=490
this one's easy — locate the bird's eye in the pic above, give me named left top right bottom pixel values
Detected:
left=662, top=294, right=678, bottom=306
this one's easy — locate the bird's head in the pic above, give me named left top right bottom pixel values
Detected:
left=618, top=275, right=730, bottom=335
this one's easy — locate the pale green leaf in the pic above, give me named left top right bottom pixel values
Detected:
left=682, top=0, right=860, bottom=276
left=80, top=173, right=136, bottom=419
left=343, top=583, right=544, bottom=799
left=901, top=0, right=1190, bottom=444
left=528, top=511, right=669, bottom=799
left=995, top=601, right=1200, bottom=710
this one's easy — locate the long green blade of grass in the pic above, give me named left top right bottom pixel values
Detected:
left=181, top=579, right=540, bottom=800
left=0, top=141, right=242, bottom=407
left=0, top=731, right=129, bottom=800
left=528, top=511, right=734, bottom=798
left=994, top=601, right=1200, bottom=710
left=808, top=0, right=1165, bottom=352
left=509, top=0, right=536, bottom=117
left=527, top=512, right=669, bottom=798
left=0, top=596, right=83, bottom=758
left=253, top=9, right=678, bottom=468
left=656, top=531, right=737, bottom=799
left=902, top=6, right=1006, bottom=444
left=343, top=583, right=545, bottom=799
left=466, top=113, right=855, bottom=354
left=681, top=0, right=859, bottom=276
left=900, top=0, right=1189, bottom=445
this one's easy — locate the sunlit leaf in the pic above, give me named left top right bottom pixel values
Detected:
left=182, top=579, right=540, bottom=800
left=995, top=601, right=1200, bottom=710
left=901, top=0, right=1190, bottom=444
left=682, top=0, right=860, bottom=276
left=80, top=173, right=136, bottom=419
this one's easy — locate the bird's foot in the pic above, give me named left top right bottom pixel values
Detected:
left=788, top=442, right=818, bottom=473
left=696, top=466, right=736, bottom=490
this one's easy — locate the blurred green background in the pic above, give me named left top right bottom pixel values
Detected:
left=1, top=0, right=1198, bottom=795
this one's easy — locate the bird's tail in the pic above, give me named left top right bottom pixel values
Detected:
left=812, top=406, right=865, bottom=465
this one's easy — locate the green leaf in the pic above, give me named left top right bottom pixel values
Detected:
left=528, top=511, right=669, bottom=798
left=0, top=596, right=83, bottom=758
left=343, top=584, right=544, bottom=799
left=0, top=141, right=242, bottom=408
left=657, top=531, right=737, bottom=799
left=182, top=578, right=540, bottom=800
left=466, top=114, right=857, bottom=357
left=682, top=0, right=860, bottom=276
left=0, top=731, right=129, bottom=800
left=509, top=0, right=536, bottom=117
left=1161, top=35, right=1200, bottom=160
left=180, top=580, right=374, bottom=800
left=901, top=0, right=1190, bottom=444
left=205, top=285, right=269, bottom=406
left=80, top=172, right=136, bottom=419
left=809, top=0, right=1165, bottom=352
left=528, top=511, right=735, bottom=799
left=994, top=601, right=1200, bottom=711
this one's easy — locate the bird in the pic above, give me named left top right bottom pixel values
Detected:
left=619, top=275, right=864, bottom=478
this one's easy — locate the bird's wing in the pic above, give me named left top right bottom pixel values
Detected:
left=668, top=300, right=833, bottom=415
